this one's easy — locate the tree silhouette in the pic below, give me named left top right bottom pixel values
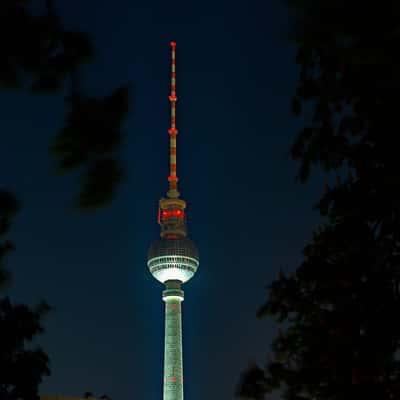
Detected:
left=0, top=1, right=131, bottom=398
left=50, top=87, right=129, bottom=210
left=238, top=1, right=400, bottom=398
left=82, top=392, right=111, bottom=400
left=0, top=0, right=130, bottom=209
left=0, top=190, right=20, bottom=289
left=0, top=188, right=50, bottom=400
left=0, top=299, right=50, bottom=400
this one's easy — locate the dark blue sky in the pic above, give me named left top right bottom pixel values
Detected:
left=1, top=1, right=323, bottom=400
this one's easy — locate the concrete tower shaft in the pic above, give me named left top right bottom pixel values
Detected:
left=163, top=281, right=184, bottom=400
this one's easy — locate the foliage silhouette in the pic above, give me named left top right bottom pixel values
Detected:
left=0, top=1, right=131, bottom=399
left=0, top=0, right=130, bottom=209
left=0, top=188, right=51, bottom=400
left=82, top=392, right=111, bottom=400
left=0, top=190, right=20, bottom=290
left=0, top=299, right=51, bottom=400
left=237, top=0, right=400, bottom=398
left=50, top=86, right=129, bottom=210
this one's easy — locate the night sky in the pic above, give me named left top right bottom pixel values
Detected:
left=1, top=1, right=323, bottom=400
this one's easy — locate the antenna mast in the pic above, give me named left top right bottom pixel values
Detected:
left=167, top=41, right=179, bottom=198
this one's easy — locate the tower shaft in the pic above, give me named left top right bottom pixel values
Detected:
left=148, top=41, right=199, bottom=400
left=163, top=283, right=184, bottom=400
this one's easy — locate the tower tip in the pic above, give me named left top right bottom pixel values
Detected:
left=170, top=41, right=177, bottom=48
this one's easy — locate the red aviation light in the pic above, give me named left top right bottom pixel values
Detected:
left=170, top=41, right=177, bottom=48
left=168, top=128, right=178, bottom=135
left=161, top=210, right=185, bottom=219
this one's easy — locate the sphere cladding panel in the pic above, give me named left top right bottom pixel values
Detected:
left=148, top=238, right=199, bottom=283
left=148, top=238, right=199, bottom=260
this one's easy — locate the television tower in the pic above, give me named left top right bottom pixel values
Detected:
left=147, top=42, right=199, bottom=400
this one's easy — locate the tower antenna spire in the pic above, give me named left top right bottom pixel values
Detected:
left=167, top=41, right=179, bottom=198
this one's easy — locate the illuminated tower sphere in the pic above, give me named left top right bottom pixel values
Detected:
left=147, top=41, right=199, bottom=400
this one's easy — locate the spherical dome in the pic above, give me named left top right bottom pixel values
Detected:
left=147, top=238, right=199, bottom=284
left=148, top=238, right=199, bottom=260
